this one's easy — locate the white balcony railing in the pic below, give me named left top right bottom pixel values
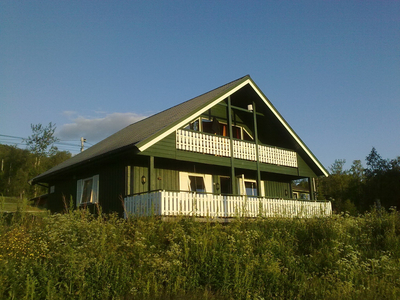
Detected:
left=124, top=191, right=332, bottom=219
left=176, top=129, right=297, bottom=168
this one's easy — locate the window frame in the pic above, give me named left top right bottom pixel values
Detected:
left=184, top=117, right=253, bottom=141
left=76, top=175, right=99, bottom=206
left=179, top=172, right=212, bottom=193
left=238, top=175, right=265, bottom=197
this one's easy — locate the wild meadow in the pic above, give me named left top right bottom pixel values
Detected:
left=0, top=204, right=400, bottom=299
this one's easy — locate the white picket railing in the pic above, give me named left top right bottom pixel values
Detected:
left=124, top=191, right=332, bottom=219
left=176, top=129, right=298, bottom=168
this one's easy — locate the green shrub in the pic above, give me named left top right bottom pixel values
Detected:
left=0, top=208, right=400, bottom=299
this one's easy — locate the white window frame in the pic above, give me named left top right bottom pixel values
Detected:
left=179, top=172, right=213, bottom=193
left=184, top=118, right=253, bottom=141
left=76, top=174, right=99, bottom=206
left=238, top=175, right=265, bottom=197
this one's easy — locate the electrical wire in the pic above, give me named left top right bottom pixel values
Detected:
left=0, top=133, right=92, bottom=154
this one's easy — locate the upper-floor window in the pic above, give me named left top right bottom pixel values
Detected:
left=184, top=117, right=253, bottom=141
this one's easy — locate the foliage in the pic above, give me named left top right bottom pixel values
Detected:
left=23, top=122, right=59, bottom=158
left=319, top=148, right=400, bottom=214
left=0, top=145, right=71, bottom=199
left=1, top=208, right=400, bottom=299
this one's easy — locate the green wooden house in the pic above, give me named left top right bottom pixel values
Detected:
left=31, top=75, right=331, bottom=218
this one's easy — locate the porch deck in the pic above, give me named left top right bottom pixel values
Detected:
left=124, top=191, right=332, bottom=219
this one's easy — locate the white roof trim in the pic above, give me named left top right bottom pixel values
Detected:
left=247, top=81, right=329, bottom=177
left=138, top=78, right=328, bottom=177
left=138, top=80, right=250, bottom=152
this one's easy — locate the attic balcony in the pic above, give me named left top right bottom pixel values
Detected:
left=176, top=129, right=298, bottom=168
left=124, top=191, right=332, bottom=219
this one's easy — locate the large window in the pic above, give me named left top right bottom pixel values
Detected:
left=179, top=172, right=212, bottom=193
left=77, top=175, right=99, bottom=206
left=184, top=118, right=253, bottom=141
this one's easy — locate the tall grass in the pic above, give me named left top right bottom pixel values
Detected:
left=0, top=208, right=400, bottom=299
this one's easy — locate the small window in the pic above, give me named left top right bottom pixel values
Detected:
left=219, top=177, right=231, bottom=194
left=238, top=176, right=264, bottom=197
left=77, top=175, right=99, bottom=206
left=242, top=129, right=253, bottom=141
left=50, top=186, right=55, bottom=193
left=231, top=125, right=253, bottom=141
left=81, top=178, right=93, bottom=203
left=189, top=176, right=205, bottom=193
left=245, top=181, right=258, bottom=197
left=184, top=119, right=200, bottom=131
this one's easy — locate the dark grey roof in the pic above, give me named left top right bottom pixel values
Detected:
left=32, top=75, right=250, bottom=182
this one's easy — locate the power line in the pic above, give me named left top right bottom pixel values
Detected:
left=0, top=134, right=25, bottom=139
left=0, top=133, right=92, bottom=153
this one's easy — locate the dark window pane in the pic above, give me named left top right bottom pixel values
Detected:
left=202, top=120, right=213, bottom=134
left=245, top=181, right=257, bottom=197
left=220, top=177, right=231, bottom=194
left=82, top=179, right=93, bottom=203
left=243, top=130, right=253, bottom=141
left=189, top=176, right=205, bottom=193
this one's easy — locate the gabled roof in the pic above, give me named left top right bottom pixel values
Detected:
left=32, top=75, right=328, bottom=183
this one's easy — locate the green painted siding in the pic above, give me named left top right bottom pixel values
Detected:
left=141, top=133, right=177, bottom=159
left=297, top=154, right=318, bottom=178
left=153, top=168, right=179, bottom=191
left=48, top=177, right=75, bottom=212
left=264, top=181, right=291, bottom=199
left=128, top=165, right=179, bottom=194
left=133, top=166, right=149, bottom=194
left=98, top=161, right=126, bottom=214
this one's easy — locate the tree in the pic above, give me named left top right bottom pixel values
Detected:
left=23, top=122, right=59, bottom=168
left=364, top=148, right=400, bottom=210
left=347, top=160, right=365, bottom=212
left=319, top=159, right=352, bottom=212
left=22, top=123, right=60, bottom=197
left=365, top=147, right=389, bottom=178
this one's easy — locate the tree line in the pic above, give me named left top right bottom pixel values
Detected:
left=318, top=147, right=400, bottom=214
left=0, top=123, right=71, bottom=199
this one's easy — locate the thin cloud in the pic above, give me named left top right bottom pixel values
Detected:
left=58, top=112, right=147, bottom=143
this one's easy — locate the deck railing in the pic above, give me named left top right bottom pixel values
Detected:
left=124, top=191, right=332, bottom=219
left=176, top=129, right=297, bottom=168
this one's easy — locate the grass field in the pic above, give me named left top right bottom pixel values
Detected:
left=1, top=207, right=400, bottom=299
left=0, top=196, right=47, bottom=213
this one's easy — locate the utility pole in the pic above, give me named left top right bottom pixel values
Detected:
left=80, top=137, right=86, bottom=152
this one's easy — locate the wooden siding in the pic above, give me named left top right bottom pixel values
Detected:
left=98, top=161, right=125, bottom=214
left=142, top=133, right=177, bottom=159
left=153, top=168, right=179, bottom=191
left=133, top=166, right=149, bottom=194
left=264, top=180, right=291, bottom=199
left=297, top=154, right=318, bottom=178
left=47, top=177, right=76, bottom=212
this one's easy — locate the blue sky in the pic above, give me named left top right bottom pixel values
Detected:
left=1, top=1, right=399, bottom=171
